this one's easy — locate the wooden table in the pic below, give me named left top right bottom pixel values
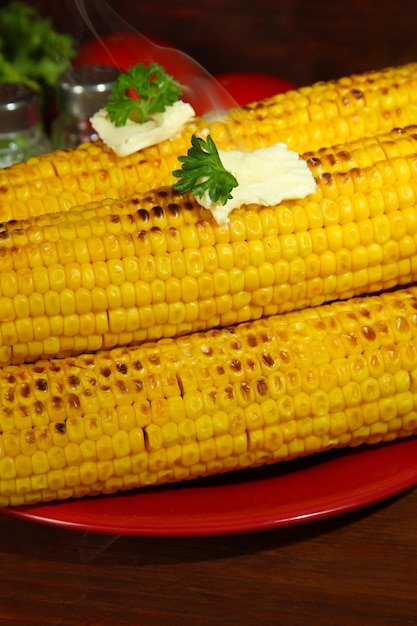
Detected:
left=0, top=484, right=416, bottom=625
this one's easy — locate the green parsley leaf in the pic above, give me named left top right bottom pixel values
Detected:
left=104, top=63, right=182, bottom=127
left=172, top=135, right=238, bottom=205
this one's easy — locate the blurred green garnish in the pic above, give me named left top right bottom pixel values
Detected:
left=0, top=1, right=76, bottom=89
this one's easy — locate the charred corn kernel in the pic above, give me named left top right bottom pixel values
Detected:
left=0, top=285, right=416, bottom=506
left=5, top=127, right=417, bottom=365
left=2, top=63, right=417, bottom=221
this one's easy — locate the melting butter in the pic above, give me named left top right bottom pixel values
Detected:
left=197, top=143, right=317, bottom=225
left=90, top=100, right=195, bottom=157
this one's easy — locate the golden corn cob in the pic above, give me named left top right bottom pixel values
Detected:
left=2, top=63, right=417, bottom=222
left=2, top=125, right=417, bottom=367
left=1, top=285, right=416, bottom=508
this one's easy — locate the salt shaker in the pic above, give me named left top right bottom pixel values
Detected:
left=0, top=83, right=51, bottom=168
left=51, top=65, right=120, bottom=150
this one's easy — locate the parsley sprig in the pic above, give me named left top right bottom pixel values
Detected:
left=173, top=135, right=238, bottom=205
left=104, top=63, right=182, bottom=127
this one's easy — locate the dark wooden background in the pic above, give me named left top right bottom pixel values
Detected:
left=23, top=0, right=417, bottom=87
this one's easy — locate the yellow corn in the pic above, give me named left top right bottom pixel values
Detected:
left=2, top=63, right=417, bottom=222
left=0, top=284, right=416, bottom=508
left=2, top=125, right=417, bottom=366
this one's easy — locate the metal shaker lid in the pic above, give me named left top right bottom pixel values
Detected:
left=0, top=83, right=41, bottom=133
left=56, top=65, right=121, bottom=118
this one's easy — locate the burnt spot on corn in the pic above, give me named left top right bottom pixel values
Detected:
left=20, top=383, right=31, bottom=398
left=5, top=374, right=16, bottom=384
left=336, top=171, right=351, bottom=184
left=137, top=208, right=149, bottom=223
left=67, top=394, right=81, bottom=410
left=25, top=429, right=35, bottom=445
left=1, top=407, right=12, bottom=420
left=151, top=205, right=164, bottom=219
left=229, top=358, right=242, bottom=372
left=320, top=172, right=333, bottom=185
left=34, top=401, right=44, bottom=414
left=351, top=89, right=364, bottom=100
left=323, top=153, right=337, bottom=167
left=68, top=375, right=81, bottom=387
left=262, top=353, right=275, bottom=367
left=247, top=335, right=258, bottom=347
left=55, top=422, right=66, bottom=434
left=279, top=349, right=291, bottom=364
left=338, top=150, right=354, bottom=162
left=166, top=203, right=180, bottom=217
left=134, top=360, right=143, bottom=370
left=256, top=378, right=268, bottom=396
left=148, top=354, right=160, bottom=366
left=240, top=381, right=251, bottom=400
left=109, top=214, right=120, bottom=223
left=83, top=389, right=94, bottom=397
left=116, top=361, right=128, bottom=374
left=343, top=331, right=358, bottom=349
left=259, top=332, right=271, bottom=343
left=246, top=359, right=256, bottom=371
left=167, top=226, right=180, bottom=242
left=4, top=388, right=14, bottom=403
left=306, top=156, right=322, bottom=168
left=52, top=396, right=63, bottom=410
left=35, top=379, right=48, bottom=392
left=224, top=386, right=234, bottom=401
left=132, top=379, right=143, bottom=393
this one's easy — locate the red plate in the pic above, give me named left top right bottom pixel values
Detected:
left=3, top=437, right=417, bottom=536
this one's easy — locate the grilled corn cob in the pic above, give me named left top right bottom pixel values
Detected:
left=2, top=63, right=417, bottom=222
left=1, top=285, right=416, bottom=508
left=2, top=125, right=417, bottom=367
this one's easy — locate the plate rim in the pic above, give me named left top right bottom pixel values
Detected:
left=3, top=436, right=417, bottom=537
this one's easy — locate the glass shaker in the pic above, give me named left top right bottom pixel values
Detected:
left=0, top=83, right=51, bottom=168
left=51, top=65, right=120, bottom=150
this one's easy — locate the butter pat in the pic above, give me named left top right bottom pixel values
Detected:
left=90, top=100, right=195, bottom=157
left=198, top=143, right=317, bottom=225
